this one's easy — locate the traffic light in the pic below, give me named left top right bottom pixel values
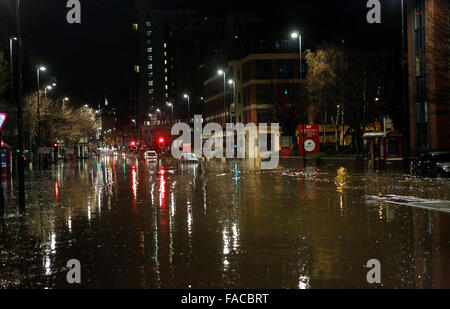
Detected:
left=1, top=139, right=3, bottom=148
left=158, top=137, right=164, bottom=144
left=53, top=142, right=58, bottom=148
left=130, top=141, right=136, bottom=147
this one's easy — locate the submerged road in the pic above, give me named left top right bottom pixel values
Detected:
left=1, top=156, right=449, bottom=288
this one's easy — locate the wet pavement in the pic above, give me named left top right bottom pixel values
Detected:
left=1, top=156, right=450, bottom=288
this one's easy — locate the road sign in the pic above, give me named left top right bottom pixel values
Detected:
left=0, top=113, right=7, bottom=131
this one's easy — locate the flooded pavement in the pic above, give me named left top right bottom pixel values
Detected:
left=1, top=156, right=449, bottom=288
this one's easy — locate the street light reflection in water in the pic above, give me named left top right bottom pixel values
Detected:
left=1, top=157, right=450, bottom=288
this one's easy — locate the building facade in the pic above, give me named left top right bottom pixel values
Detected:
left=407, top=0, right=450, bottom=153
left=203, top=53, right=302, bottom=127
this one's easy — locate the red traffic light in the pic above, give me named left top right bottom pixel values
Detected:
left=158, top=137, right=164, bottom=144
left=130, top=141, right=136, bottom=147
left=53, top=143, right=58, bottom=147
left=1, top=139, right=3, bottom=148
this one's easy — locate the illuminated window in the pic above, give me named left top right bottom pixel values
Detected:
left=146, top=21, right=151, bottom=27
left=165, top=93, right=168, bottom=98
left=148, top=72, right=153, bottom=77
left=164, top=52, right=167, bottom=56
left=164, top=76, right=168, bottom=81
left=164, top=60, right=167, bottom=65
left=147, top=47, right=152, bottom=53
left=132, top=23, right=138, bottom=31
left=148, top=64, right=152, bottom=69
left=146, top=30, right=152, bottom=36
left=165, top=85, right=168, bottom=89
left=164, top=68, right=168, bottom=73
left=148, top=55, right=152, bottom=61
left=148, top=81, right=153, bottom=86
left=149, top=89, right=153, bottom=94
left=134, top=65, right=140, bottom=73
left=163, top=43, right=167, bottom=48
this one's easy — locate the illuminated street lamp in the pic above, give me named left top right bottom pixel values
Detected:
left=167, top=102, right=174, bottom=123
left=218, top=69, right=227, bottom=122
left=36, top=65, right=46, bottom=148
left=228, top=79, right=236, bottom=123
left=291, top=30, right=306, bottom=162
left=62, top=97, right=69, bottom=104
left=44, top=85, right=52, bottom=99
left=183, top=94, right=190, bottom=123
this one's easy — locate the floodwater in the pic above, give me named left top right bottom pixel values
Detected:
left=1, top=156, right=449, bottom=288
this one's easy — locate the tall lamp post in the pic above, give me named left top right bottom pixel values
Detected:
left=291, top=31, right=306, bottom=162
left=228, top=79, right=236, bottom=123
left=36, top=65, right=46, bottom=149
left=9, top=37, right=17, bottom=104
left=168, top=103, right=174, bottom=123
left=44, top=85, right=52, bottom=99
left=183, top=94, right=190, bottom=123
left=218, top=69, right=227, bottom=123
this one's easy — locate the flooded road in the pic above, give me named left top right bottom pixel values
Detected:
left=1, top=156, right=450, bottom=288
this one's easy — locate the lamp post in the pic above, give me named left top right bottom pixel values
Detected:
left=9, top=37, right=17, bottom=104
left=131, top=119, right=137, bottom=140
left=36, top=65, right=46, bottom=149
left=62, top=97, right=69, bottom=104
left=183, top=94, right=190, bottom=123
left=168, top=103, right=174, bottom=123
left=228, top=79, right=236, bottom=123
left=218, top=69, right=227, bottom=123
left=44, top=85, right=52, bottom=99
left=291, top=31, right=306, bottom=162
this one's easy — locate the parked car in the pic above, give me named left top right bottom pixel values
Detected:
left=145, top=150, right=158, bottom=162
left=410, top=151, right=450, bottom=178
left=180, top=152, right=199, bottom=163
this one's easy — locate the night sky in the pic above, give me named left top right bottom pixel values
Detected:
left=17, top=0, right=402, bottom=107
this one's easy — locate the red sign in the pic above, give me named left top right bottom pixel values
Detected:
left=298, top=124, right=320, bottom=155
left=0, top=113, right=7, bottom=131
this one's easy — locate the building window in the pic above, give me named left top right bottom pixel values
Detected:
left=164, top=51, right=167, bottom=56
left=132, top=23, right=138, bottom=31
left=134, top=65, right=140, bottom=73
left=147, top=47, right=152, bottom=53
left=148, top=72, right=153, bottom=77
left=148, top=55, right=152, bottom=61
left=164, top=60, right=167, bottom=65
left=149, top=89, right=153, bottom=94
left=165, top=85, right=168, bottom=90
left=148, top=81, right=153, bottom=86
left=148, top=64, right=153, bottom=69
left=146, top=21, right=151, bottom=27
left=146, top=30, right=152, bottom=36
left=163, top=43, right=167, bottom=48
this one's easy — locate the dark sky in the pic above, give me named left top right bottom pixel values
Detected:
left=17, top=0, right=402, bottom=107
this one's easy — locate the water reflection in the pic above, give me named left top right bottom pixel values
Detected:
left=1, top=157, right=449, bottom=288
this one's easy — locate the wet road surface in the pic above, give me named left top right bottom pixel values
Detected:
left=1, top=156, right=450, bottom=288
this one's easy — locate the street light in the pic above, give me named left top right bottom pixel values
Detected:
left=62, top=97, right=69, bottom=104
left=291, top=30, right=306, bottom=162
left=9, top=37, right=18, bottom=104
left=36, top=65, right=46, bottom=149
left=44, top=85, right=52, bottom=99
left=218, top=69, right=227, bottom=123
left=167, top=102, right=174, bottom=123
left=183, top=94, right=190, bottom=123
left=228, top=79, right=236, bottom=123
